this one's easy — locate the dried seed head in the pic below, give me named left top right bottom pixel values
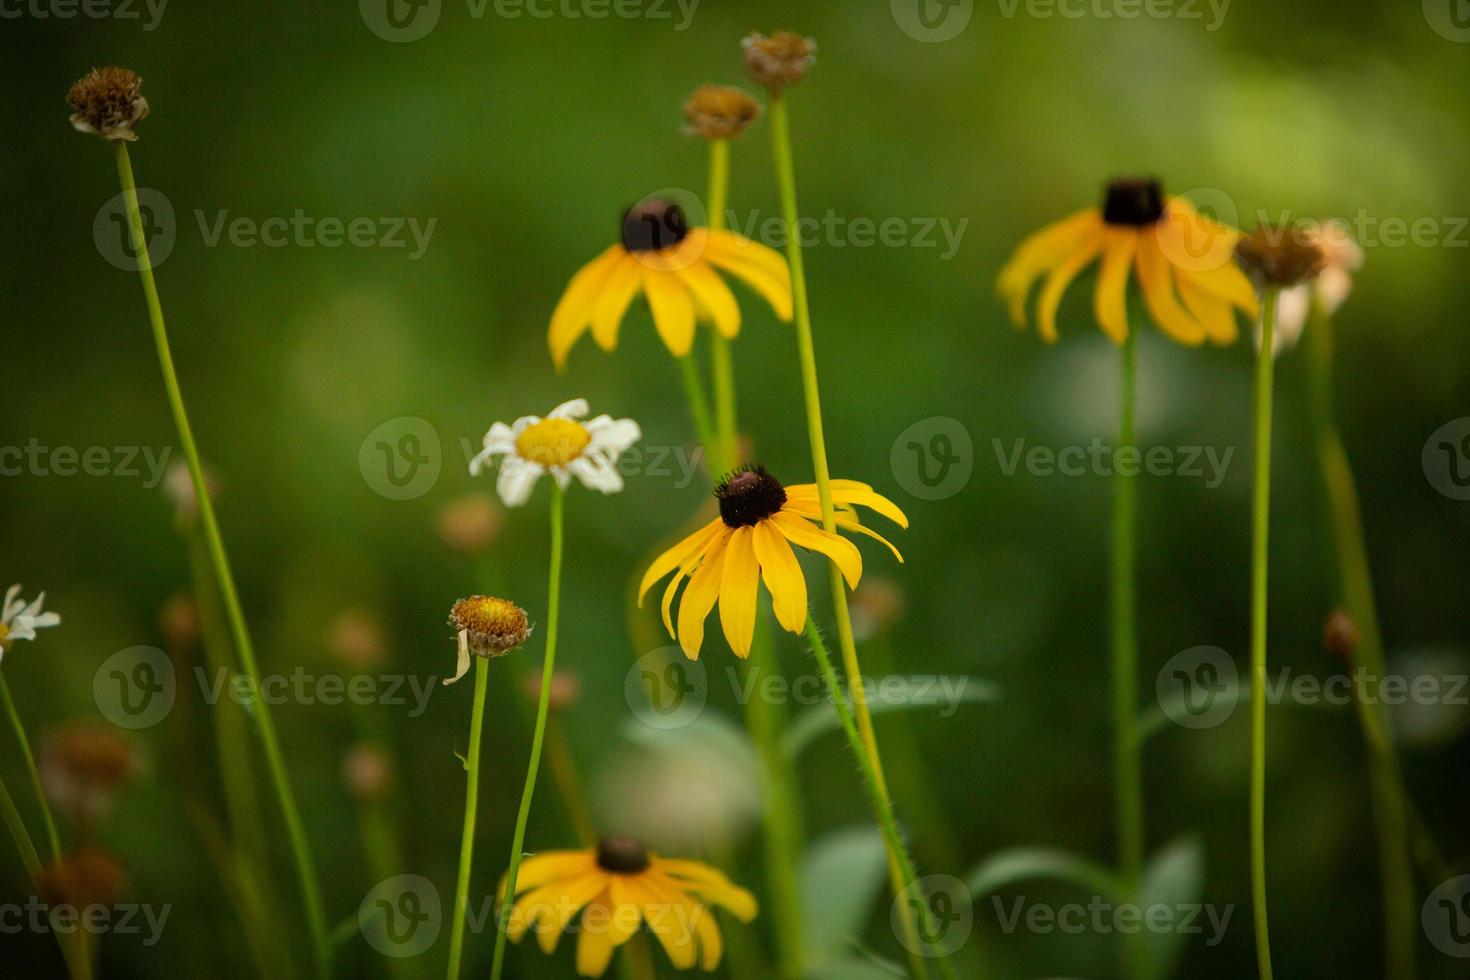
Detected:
left=522, top=668, right=582, bottom=713
left=741, top=32, right=816, bottom=92
left=437, top=494, right=504, bottom=559
left=449, top=595, right=530, bottom=658
left=342, top=743, right=395, bottom=803
left=67, top=67, right=149, bottom=142
left=1322, top=609, right=1360, bottom=662
left=595, top=835, right=651, bottom=874
left=39, top=723, right=140, bottom=826
left=1235, top=226, right=1327, bottom=288
left=37, top=848, right=127, bottom=909
left=683, top=84, right=762, bottom=140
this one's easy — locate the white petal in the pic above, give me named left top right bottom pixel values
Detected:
left=28, top=612, right=60, bottom=629
left=547, top=398, right=589, bottom=420
left=1316, top=267, right=1353, bottom=316
left=443, top=631, right=472, bottom=686
left=482, top=421, right=518, bottom=452
left=8, top=625, right=36, bottom=643
left=497, top=457, right=543, bottom=507
left=569, top=456, right=625, bottom=495
left=19, top=593, right=47, bottom=620
left=1258, top=284, right=1309, bottom=357
left=2, top=584, right=21, bottom=624
left=585, top=416, right=642, bottom=456
left=469, top=445, right=506, bottom=477
left=510, top=414, right=542, bottom=435
left=550, top=466, right=574, bottom=490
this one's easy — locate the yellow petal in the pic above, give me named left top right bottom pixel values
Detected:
left=691, top=903, right=724, bottom=971
left=1174, top=266, right=1239, bottom=345
left=654, top=858, right=738, bottom=888
left=1093, top=228, right=1138, bottom=345
left=501, top=851, right=596, bottom=899
left=1185, top=253, right=1261, bottom=317
left=550, top=245, right=624, bottom=370
left=996, top=209, right=1102, bottom=327
left=677, top=531, right=730, bottom=658
left=532, top=874, right=608, bottom=954
left=703, top=230, right=793, bottom=321
left=751, top=520, right=808, bottom=635
left=1035, top=226, right=1103, bottom=342
left=660, top=526, right=729, bottom=639
left=677, top=260, right=742, bottom=338
left=605, top=878, right=643, bottom=948
left=576, top=898, right=617, bottom=977
left=631, top=877, right=699, bottom=970
left=829, top=485, right=909, bottom=528
left=716, top=527, right=760, bottom=657
left=1135, top=233, right=1206, bottom=346
left=1156, top=199, right=1240, bottom=278
left=770, top=511, right=862, bottom=589
left=591, top=254, right=642, bottom=351
left=639, top=518, right=725, bottom=603
left=684, top=879, right=758, bottom=923
left=642, top=268, right=696, bottom=357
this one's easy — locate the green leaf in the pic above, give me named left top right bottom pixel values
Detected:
left=1135, top=837, right=1206, bottom=980
left=965, top=847, right=1123, bottom=901
left=800, top=826, right=890, bottom=966
left=784, top=675, right=1000, bottom=759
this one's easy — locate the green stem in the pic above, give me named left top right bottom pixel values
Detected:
left=1250, top=289, right=1278, bottom=980
left=1303, top=304, right=1416, bottom=980
left=1111, top=332, right=1144, bottom=979
left=706, top=138, right=739, bottom=473
left=446, top=656, right=491, bottom=980
left=767, top=93, right=949, bottom=980
left=114, top=141, right=329, bottom=979
left=678, top=353, right=719, bottom=471
left=490, top=483, right=566, bottom=980
left=0, top=773, right=40, bottom=878
left=0, top=674, right=60, bottom=859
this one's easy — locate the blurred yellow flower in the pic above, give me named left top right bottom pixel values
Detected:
left=998, top=178, right=1258, bottom=346
left=502, top=837, right=756, bottom=976
left=639, top=466, right=906, bottom=658
left=550, top=199, right=792, bottom=369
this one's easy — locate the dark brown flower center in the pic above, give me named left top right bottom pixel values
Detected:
left=1102, top=178, right=1165, bottom=227
left=621, top=200, right=688, bottom=252
left=715, top=465, right=787, bottom=528
left=595, top=836, right=650, bottom=874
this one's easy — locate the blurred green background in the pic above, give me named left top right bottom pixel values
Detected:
left=3, top=1, right=1469, bottom=977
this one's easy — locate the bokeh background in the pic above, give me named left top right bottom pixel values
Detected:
left=3, top=1, right=1469, bottom=977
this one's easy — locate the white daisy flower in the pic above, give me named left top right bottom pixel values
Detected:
left=1257, top=219, right=1365, bottom=356
left=0, top=585, right=62, bottom=660
left=469, top=398, right=641, bottom=507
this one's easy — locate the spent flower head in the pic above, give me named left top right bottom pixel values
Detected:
left=683, top=84, right=762, bottom=140
left=445, top=595, right=531, bottom=685
left=1235, top=226, right=1327, bottom=289
left=742, top=32, right=816, bottom=92
left=68, top=67, right=149, bottom=142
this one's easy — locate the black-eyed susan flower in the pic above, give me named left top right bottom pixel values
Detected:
left=997, top=178, right=1259, bottom=346
left=470, top=398, right=640, bottom=507
left=549, top=201, right=792, bottom=369
left=502, top=836, right=757, bottom=977
left=0, top=585, right=60, bottom=660
left=638, top=466, right=907, bottom=659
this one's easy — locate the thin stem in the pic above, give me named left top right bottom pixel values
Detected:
left=767, top=93, right=946, bottom=980
left=1250, top=289, right=1278, bottom=980
left=114, top=141, right=329, bottom=979
left=678, top=353, right=719, bottom=470
left=0, top=674, right=60, bottom=859
left=490, top=482, right=566, bottom=980
left=706, top=138, right=739, bottom=473
left=0, top=773, right=41, bottom=877
left=1304, top=304, right=1416, bottom=980
left=1111, top=331, right=1144, bottom=980
left=446, top=655, right=490, bottom=980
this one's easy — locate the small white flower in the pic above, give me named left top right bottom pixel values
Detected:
left=469, top=398, right=641, bottom=507
left=1257, top=220, right=1365, bottom=357
left=0, top=585, right=61, bottom=660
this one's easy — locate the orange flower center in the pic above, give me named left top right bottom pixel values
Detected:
left=515, top=418, right=590, bottom=468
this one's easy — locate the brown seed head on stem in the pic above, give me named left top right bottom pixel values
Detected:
left=68, top=67, right=149, bottom=141
left=741, top=32, right=816, bottom=93
left=683, top=84, right=762, bottom=140
left=1235, top=225, right=1327, bottom=288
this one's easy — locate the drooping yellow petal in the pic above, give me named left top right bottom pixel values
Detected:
left=676, top=531, right=730, bottom=658
left=639, top=518, right=725, bottom=603
left=630, top=876, right=699, bottom=970
left=1183, top=252, right=1261, bottom=317
left=576, top=898, right=617, bottom=977
left=1093, top=228, right=1138, bottom=345
left=769, top=511, right=862, bottom=589
left=604, top=878, right=643, bottom=948
left=591, top=254, right=642, bottom=351
left=718, top=526, right=760, bottom=657
left=691, top=902, right=724, bottom=971
left=501, top=851, right=596, bottom=898
left=1174, top=266, right=1239, bottom=345
left=509, top=873, right=603, bottom=947
left=783, top=499, right=906, bottom=564
left=1035, top=226, right=1104, bottom=343
left=751, top=520, right=807, bottom=634
left=681, top=878, right=758, bottom=923
left=1135, top=232, right=1206, bottom=346
left=654, top=858, right=739, bottom=888
left=550, top=245, right=624, bottom=370
left=531, top=874, right=609, bottom=955
left=703, top=230, right=793, bottom=321
left=996, top=209, right=1103, bottom=327
left=661, top=527, right=729, bottom=639
left=786, top=482, right=909, bottom=528
left=642, top=268, right=697, bottom=357
left=677, top=260, right=742, bottom=338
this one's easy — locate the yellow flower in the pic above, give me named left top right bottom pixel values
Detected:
left=550, top=199, right=793, bottom=369
left=639, top=466, right=907, bottom=659
left=997, top=178, right=1259, bottom=346
left=502, top=837, right=757, bottom=977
